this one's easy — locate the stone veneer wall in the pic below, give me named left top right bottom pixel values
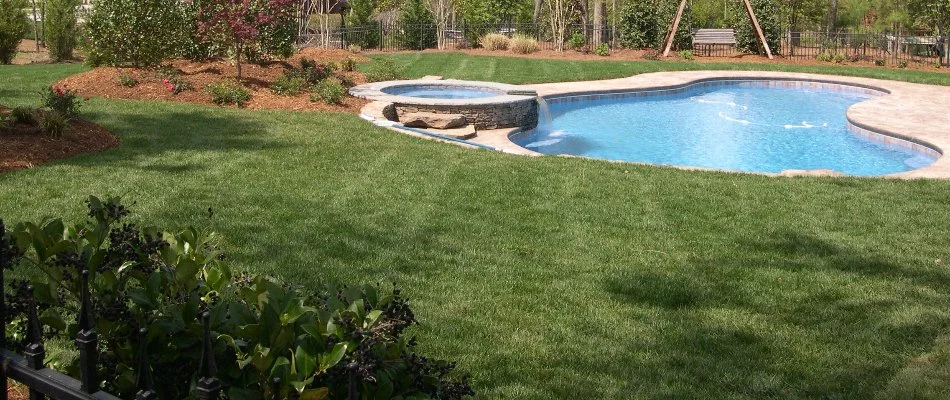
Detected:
left=392, top=99, right=538, bottom=130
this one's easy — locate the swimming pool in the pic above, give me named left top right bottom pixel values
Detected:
left=512, top=82, right=937, bottom=176
left=380, top=85, right=503, bottom=99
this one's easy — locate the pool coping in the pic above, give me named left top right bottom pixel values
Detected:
left=360, top=71, right=950, bottom=179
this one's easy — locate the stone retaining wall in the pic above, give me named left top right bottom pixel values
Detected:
left=393, top=99, right=538, bottom=130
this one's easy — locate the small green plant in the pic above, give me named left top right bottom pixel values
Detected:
left=642, top=48, right=661, bottom=60
left=816, top=52, right=833, bottom=62
left=898, top=60, right=908, bottom=68
left=10, top=106, right=37, bottom=125
left=162, top=76, right=193, bottom=95
left=40, top=111, right=68, bottom=139
left=336, top=74, right=355, bottom=88
left=363, top=58, right=403, bottom=82
left=41, top=85, right=81, bottom=119
left=677, top=49, right=693, bottom=60
left=874, top=58, right=886, bottom=66
left=594, top=43, right=610, bottom=56
left=480, top=33, right=510, bottom=51
left=117, top=72, right=139, bottom=87
left=567, top=32, right=586, bottom=51
left=310, top=78, right=347, bottom=105
left=341, top=56, right=356, bottom=72
left=832, top=53, right=845, bottom=64
left=206, top=80, right=251, bottom=107
left=347, top=43, right=362, bottom=53
left=933, top=62, right=942, bottom=69
left=297, top=57, right=334, bottom=83
left=845, top=52, right=860, bottom=62
left=510, top=34, right=539, bottom=54
left=271, top=74, right=307, bottom=96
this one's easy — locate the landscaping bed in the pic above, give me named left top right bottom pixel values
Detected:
left=57, top=49, right=372, bottom=113
left=0, top=106, right=119, bottom=173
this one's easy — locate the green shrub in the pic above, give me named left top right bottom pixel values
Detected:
left=311, top=78, right=347, bottom=105
left=832, top=53, right=845, bottom=64
left=117, top=72, right=139, bottom=87
left=480, top=33, right=510, bottom=50
left=594, top=43, right=610, bottom=56
left=678, top=49, right=693, bottom=60
left=898, top=60, right=909, bottom=69
left=397, top=0, right=436, bottom=50
left=363, top=58, right=403, bottom=82
left=206, top=80, right=251, bottom=107
left=163, top=76, right=193, bottom=94
left=341, top=56, right=357, bottom=72
left=0, top=197, right=476, bottom=399
left=510, top=34, right=539, bottom=54
left=40, top=111, right=68, bottom=139
left=297, top=57, right=334, bottom=84
left=0, top=0, right=30, bottom=64
left=83, top=0, right=188, bottom=66
left=345, top=0, right=380, bottom=49
left=271, top=74, right=307, bottom=96
left=875, top=58, right=886, bottom=66
left=10, top=106, right=36, bottom=125
left=45, top=0, right=80, bottom=62
left=42, top=85, right=81, bottom=119
left=816, top=52, right=833, bottom=62
left=567, top=32, right=586, bottom=51
left=733, top=0, right=779, bottom=55
left=619, top=0, right=691, bottom=50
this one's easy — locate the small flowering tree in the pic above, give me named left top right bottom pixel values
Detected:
left=196, top=0, right=297, bottom=80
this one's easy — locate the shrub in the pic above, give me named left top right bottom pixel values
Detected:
left=347, top=44, right=363, bottom=53
left=510, top=34, right=539, bottom=54
left=642, top=48, right=661, bottom=60
left=397, top=0, right=436, bottom=50
left=832, top=53, right=845, bottom=64
left=594, top=43, right=610, bottom=56
left=84, top=0, right=188, bottom=67
left=311, top=78, right=347, bottom=105
left=363, top=58, right=403, bottom=82
left=619, top=0, right=690, bottom=50
left=898, top=60, right=908, bottom=68
left=567, top=31, right=586, bottom=51
left=816, top=52, right=833, bottom=62
left=0, top=197, right=476, bottom=399
left=45, top=0, right=80, bottom=62
left=480, top=33, right=510, bottom=50
left=733, top=0, right=779, bottom=55
left=40, top=111, right=68, bottom=139
left=271, top=74, right=307, bottom=96
left=341, top=56, right=357, bottom=72
left=10, top=106, right=36, bottom=125
left=297, top=57, right=334, bottom=83
left=874, top=58, right=886, bottom=66
left=42, top=85, right=81, bottom=119
left=846, top=52, right=860, bottom=62
left=195, top=0, right=298, bottom=78
left=678, top=49, right=693, bottom=60
left=117, top=71, right=139, bottom=87
left=345, top=0, right=379, bottom=49
left=206, top=80, right=251, bottom=107
left=162, top=76, right=193, bottom=94
left=0, top=0, right=30, bottom=64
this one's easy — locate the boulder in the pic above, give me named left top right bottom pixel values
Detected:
left=401, top=112, right=467, bottom=129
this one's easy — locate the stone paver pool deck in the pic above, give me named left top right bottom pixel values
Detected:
left=360, top=71, right=950, bottom=179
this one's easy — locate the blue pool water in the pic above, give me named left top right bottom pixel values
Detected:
left=514, top=84, right=936, bottom=176
left=382, top=85, right=502, bottom=99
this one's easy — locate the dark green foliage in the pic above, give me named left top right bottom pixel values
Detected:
left=0, top=0, right=29, bottom=64
left=42, top=85, right=80, bottom=119
left=619, top=0, right=691, bottom=50
left=346, top=0, right=380, bottom=49
left=271, top=73, right=307, bottom=96
left=83, top=0, right=188, bottom=66
left=10, top=106, right=36, bottom=125
left=310, top=78, right=347, bottom=105
left=206, top=80, right=251, bottom=107
left=44, top=0, right=80, bottom=62
left=296, top=57, right=335, bottom=84
left=40, top=111, right=67, bottom=138
left=398, top=0, right=437, bottom=50
left=117, top=73, right=138, bottom=87
left=567, top=32, right=585, bottom=51
left=594, top=43, right=610, bottom=56
left=733, top=0, right=780, bottom=55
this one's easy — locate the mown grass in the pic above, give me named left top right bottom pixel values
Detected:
left=3, top=62, right=950, bottom=399
left=364, top=51, right=950, bottom=85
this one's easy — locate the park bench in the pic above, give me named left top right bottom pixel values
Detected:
left=692, top=28, right=737, bottom=55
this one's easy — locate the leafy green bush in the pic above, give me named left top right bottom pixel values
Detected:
left=733, top=0, right=779, bottom=55
left=898, top=60, right=909, bottom=68
left=567, top=32, right=586, bottom=51
left=619, top=0, right=690, bottom=50
left=875, top=58, right=886, bottom=66
left=45, top=0, right=80, bottom=62
left=363, top=59, right=403, bottom=82
left=480, top=33, right=510, bottom=50
left=311, top=78, right=347, bottom=105
left=117, top=72, right=139, bottom=87
left=1, top=197, right=476, bottom=399
left=510, top=34, right=539, bottom=54
left=10, top=106, right=36, bottom=125
left=594, top=43, right=610, bottom=56
left=83, top=0, right=188, bottom=66
left=346, top=0, right=380, bottom=49
left=297, top=57, right=335, bottom=84
left=40, top=111, right=68, bottom=138
left=206, top=80, right=251, bottom=107
left=0, top=0, right=30, bottom=64
left=398, top=0, right=436, bottom=50
left=833, top=53, right=845, bottom=64
left=816, top=52, right=833, bottom=62
left=678, top=49, right=693, bottom=60
left=42, top=86, right=81, bottom=119
left=271, top=74, right=307, bottom=96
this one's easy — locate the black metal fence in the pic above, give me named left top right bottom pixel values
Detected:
left=299, top=22, right=950, bottom=66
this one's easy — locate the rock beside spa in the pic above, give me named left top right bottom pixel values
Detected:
left=401, top=112, right=468, bottom=129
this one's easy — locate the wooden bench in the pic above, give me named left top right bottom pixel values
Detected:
left=692, top=29, right=737, bottom=55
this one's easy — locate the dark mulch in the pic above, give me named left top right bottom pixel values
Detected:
left=0, top=107, right=120, bottom=173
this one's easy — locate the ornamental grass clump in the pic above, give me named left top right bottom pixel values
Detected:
left=206, top=79, right=251, bottom=107
left=509, top=34, right=539, bottom=54
left=480, top=33, right=510, bottom=51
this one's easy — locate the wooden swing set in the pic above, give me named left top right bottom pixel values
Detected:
left=661, top=0, right=773, bottom=59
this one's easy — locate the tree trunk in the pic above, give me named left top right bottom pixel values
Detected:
left=592, top=0, right=603, bottom=45
left=534, top=0, right=543, bottom=23
left=235, top=43, right=243, bottom=80
left=826, top=0, right=838, bottom=33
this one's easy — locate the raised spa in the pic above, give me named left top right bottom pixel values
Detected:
left=513, top=81, right=938, bottom=176
left=380, top=85, right=504, bottom=99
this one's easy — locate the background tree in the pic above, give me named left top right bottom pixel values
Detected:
left=196, top=0, right=297, bottom=79
left=733, top=0, right=779, bottom=54
left=398, top=0, right=437, bottom=49
left=347, top=0, right=380, bottom=48
left=44, top=0, right=80, bottom=62
left=83, top=0, right=188, bottom=66
left=0, top=0, right=29, bottom=64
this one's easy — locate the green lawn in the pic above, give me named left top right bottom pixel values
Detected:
left=3, top=60, right=950, bottom=399
left=366, top=51, right=950, bottom=85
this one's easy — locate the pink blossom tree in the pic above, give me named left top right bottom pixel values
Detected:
left=196, top=0, right=297, bottom=79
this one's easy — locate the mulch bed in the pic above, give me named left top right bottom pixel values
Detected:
left=58, top=48, right=372, bottom=113
left=0, top=107, right=120, bottom=173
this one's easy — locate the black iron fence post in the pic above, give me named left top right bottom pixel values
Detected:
left=196, top=313, right=221, bottom=400
left=1, top=233, right=7, bottom=400
left=75, top=271, right=98, bottom=394
left=135, top=328, right=156, bottom=400
left=24, top=287, right=45, bottom=400
left=347, top=362, right=358, bottom=400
